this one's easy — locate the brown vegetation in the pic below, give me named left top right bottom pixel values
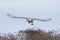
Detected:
left=0, top=29, right=60, bottom=40
left=25, top=29, right=60, bottom=40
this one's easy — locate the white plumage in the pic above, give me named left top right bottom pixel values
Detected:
left=7, top=13, right=52, bottom=25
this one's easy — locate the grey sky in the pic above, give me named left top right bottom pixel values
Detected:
left=0, top=0, right=60, bottom=33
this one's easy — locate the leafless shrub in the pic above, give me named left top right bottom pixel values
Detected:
left=0, top=29, right=60, bottom=40
left=7, top=33, right=16, bottom=40
left=24, top=29, right=60, bottom=40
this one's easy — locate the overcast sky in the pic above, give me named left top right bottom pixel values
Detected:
left=0, top=0, right=60, bottom=33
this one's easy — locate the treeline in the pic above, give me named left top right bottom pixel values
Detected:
left=0, top=29, right=60, bottom=40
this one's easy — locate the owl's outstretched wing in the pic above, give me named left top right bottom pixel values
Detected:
left=33, top=18, right=52, bottom=22
left=7, top=13, right=27, bottom=19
